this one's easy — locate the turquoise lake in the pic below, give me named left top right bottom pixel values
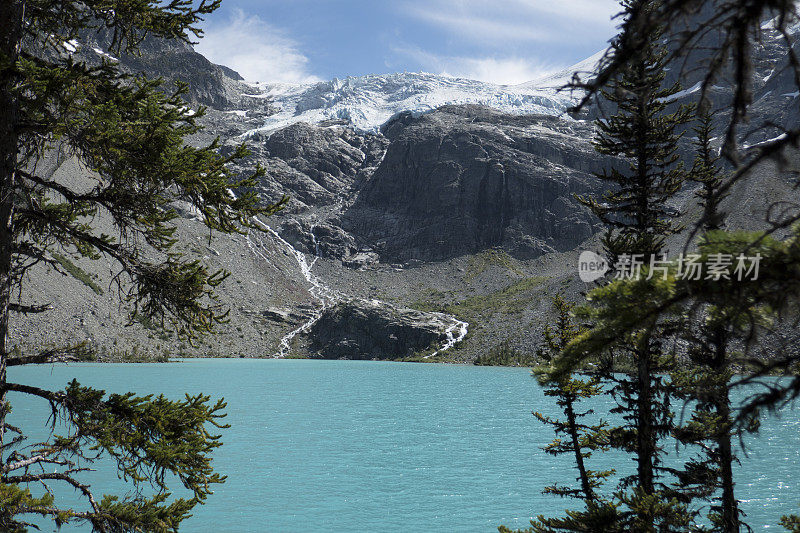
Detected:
left=7, top=359, right=800, bottom=532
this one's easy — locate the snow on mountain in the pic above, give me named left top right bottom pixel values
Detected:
left=241, top=71, right=580, bottom=135
left=518, top=49, right=606, bottom=91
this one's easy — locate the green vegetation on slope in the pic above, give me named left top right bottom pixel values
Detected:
left=409, top=276, right=548, bottom=364
left=52, top=252, right=105, bottom=295
left=474, top=341, right=538, bottom=367
left=411, top=276, right=548, bottom=319
left=464, top=249, right=522, bottom=281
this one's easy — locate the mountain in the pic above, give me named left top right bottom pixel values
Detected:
left=10, top=23, right=799, bottom=363
left=63, top=28, right=261, bottom=110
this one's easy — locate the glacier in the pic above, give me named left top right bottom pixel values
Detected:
left=241, top=70, right=589, bottom=136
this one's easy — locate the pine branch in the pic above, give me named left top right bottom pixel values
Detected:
left=6, top=344, right=92, bottom=366
left=2, top=453, right=69, bottom=474
left=8, top=302, right=52, bottom=314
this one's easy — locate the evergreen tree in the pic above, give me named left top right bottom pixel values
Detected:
left=690, top=107, right=727, bottom=233
left=572, top=0, right=692, bottom=527
left=670, top=105, right=748, bottom=532
left=671, top=325, right=745, bottom=533
left=500, top=296, right=621, bottom=533
left=565, top=0, right=800, bottom=425
left=0, top=1, right=283, bottom=530
left=553, top=0, right=800, bottom=529
left=578, top=3, right=691, bottom=263
left=561, top=231, right=784, bottom=531
left=532, top=296, right=612, bottom=506
left=782, top=510, right=800, bottom=533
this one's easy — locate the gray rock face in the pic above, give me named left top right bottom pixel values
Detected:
left=307, top=299, right=452, bottom=359
left=342, top=252, right=380, bottom=270
left=279, top=219, right=358, bottom=259
left=658, top=9, right=800, bottom=144
left=244, top=123, right=389, bottom=212
left=236, top=105, right=610, bottom=264
left=340, top=105, right=604, bottom=262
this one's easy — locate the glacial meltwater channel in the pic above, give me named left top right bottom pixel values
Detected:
left=8, top=359, right=800, bottom=532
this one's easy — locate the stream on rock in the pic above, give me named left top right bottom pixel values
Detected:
left=424, top=318, right=469, bottom=359
left=247, top=216, right=468, bottom=358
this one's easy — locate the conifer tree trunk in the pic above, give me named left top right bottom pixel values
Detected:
left=565, top=398, right=595, bottom=501
left=697, top=120, right=739, bottom=529
left=718, top=397, right=738, bottom=532
left=0, top=0, right=24, bottom=452
left=713, top=330, right=739, bottom=533
left=634, top=59, right=657, bottom=499
left=637, top=341, right=655, bottom=495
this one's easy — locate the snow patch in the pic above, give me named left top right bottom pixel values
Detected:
left=92, top=47, right=119, bottom=62
left=519, top=49, right=607, bottom=91
left=762, top=15, right=800, bottom=35
left=743, top=133, right=788, bottom=149
left=62, top=40, right=80, bottom=53
left=665, top=81, right=703, bottom=102
left=762, top=16, right=780, bottom=31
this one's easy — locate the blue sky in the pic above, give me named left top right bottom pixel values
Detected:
left=195, top=1, right=620, bottom=85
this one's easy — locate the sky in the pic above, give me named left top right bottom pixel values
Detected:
left=195, top=0, right=621, bottom=86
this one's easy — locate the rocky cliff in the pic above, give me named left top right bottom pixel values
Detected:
left=341, top=106, right=604, bottom=262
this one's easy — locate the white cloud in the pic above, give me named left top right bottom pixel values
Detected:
left=196, top=9, right=320, bottom=84
left=447, top=57, right=554, bottom=85
left=394, top=47, right=558, bottom=85
left=402, top=0, right=618, bottom=45
left=493, top=0, right=620, bottom=23
left=406, top=9, right=553, bottom=43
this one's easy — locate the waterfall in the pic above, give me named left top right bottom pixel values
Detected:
left=244, top=214, right=469, bottom=358
left=425, top=318, right=469, bottom=359
left=249, top=217, right=339, bottom=357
